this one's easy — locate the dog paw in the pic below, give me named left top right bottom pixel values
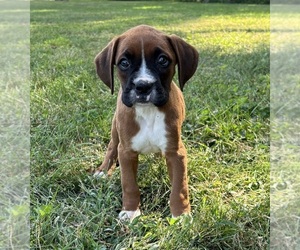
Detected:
left=169, top=213, right=193, bottom=225
left=118, top=209, right=141, bottom=222
left=93, top=170, right=106, bottom=179
left=172, top=212, right=192, bottom=219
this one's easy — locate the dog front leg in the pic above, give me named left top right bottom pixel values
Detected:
left=118, top=144, right=141, bottom=221
left=166, top=144, right=190, bottom=217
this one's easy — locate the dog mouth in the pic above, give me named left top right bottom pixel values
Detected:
left=135, top=94, right=151, bottom=104
left=122, top=87, right=168, bottom=108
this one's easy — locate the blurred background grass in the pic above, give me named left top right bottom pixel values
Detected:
left=0, top=1, right=30, bottom=249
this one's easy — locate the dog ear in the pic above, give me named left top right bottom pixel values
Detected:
left=168, top=35, right=199, bottom=90
left=94, top=38, right=120, bottom=95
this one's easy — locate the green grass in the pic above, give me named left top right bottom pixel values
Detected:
left=30, top=1, right=270, bottom=249
left=270, top=6, right=300, bottom=249
left=0, top=1, right=30, bottom=249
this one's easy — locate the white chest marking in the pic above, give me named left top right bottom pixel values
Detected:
left=131, top=105, right=167, bottom=154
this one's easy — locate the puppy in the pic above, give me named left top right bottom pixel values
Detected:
left=94, top=25, right=198, bottom=221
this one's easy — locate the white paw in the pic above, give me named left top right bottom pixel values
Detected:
left=118, top=209, right=141, bottom=222
left=170, top=213, right=193, bottom=225
left=172, top=213, right=192, bottom=218
left=93, top=171, right=106, bottom=179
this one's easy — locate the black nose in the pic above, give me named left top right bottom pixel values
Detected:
left=135, top=80, right=153, bottom=94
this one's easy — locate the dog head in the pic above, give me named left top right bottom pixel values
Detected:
left=95, top=25, right=198, bottom=107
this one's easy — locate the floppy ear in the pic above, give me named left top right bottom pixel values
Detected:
left=94, top=38, right=120, bottom=95
left=168, top=35, right=199, bottom=90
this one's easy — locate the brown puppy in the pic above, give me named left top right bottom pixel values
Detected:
left=94, top=25, right=198, bottom=221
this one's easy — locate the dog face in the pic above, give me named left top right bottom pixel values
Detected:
left=115, top=30, right=177, bottom=107
left=95, top=25, right=198, bottom=107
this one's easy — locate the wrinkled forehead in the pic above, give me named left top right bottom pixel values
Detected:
left=116, top=31, right=175, bottom=61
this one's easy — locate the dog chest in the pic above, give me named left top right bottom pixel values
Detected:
left=131, top=105, right=167, bottom=154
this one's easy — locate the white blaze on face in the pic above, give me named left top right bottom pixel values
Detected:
left=133, top=40, right=156, bottom=85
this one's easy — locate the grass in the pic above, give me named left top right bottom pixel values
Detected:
left=0, top=1, right=30, bottom=249
left=270, top=5, right=300, bottom=249
left=30, top=1, right=270, bottom=249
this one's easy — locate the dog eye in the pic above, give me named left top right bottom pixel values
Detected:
left=118, top=58, right=130, bottom=70
left=157, top=55, right=169, bottom=67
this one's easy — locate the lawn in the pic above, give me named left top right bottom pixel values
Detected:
left=0, top=1, right=30, bottom=249
left=270, top=5, right=300, bottom=249
left=30, top=1, right=270, bottom=249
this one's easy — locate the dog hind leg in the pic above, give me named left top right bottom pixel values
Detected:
left=94, top=115, right=119, bottom=177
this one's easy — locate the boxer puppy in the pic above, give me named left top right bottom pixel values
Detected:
left=94, top=25, right=198, bottom=221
